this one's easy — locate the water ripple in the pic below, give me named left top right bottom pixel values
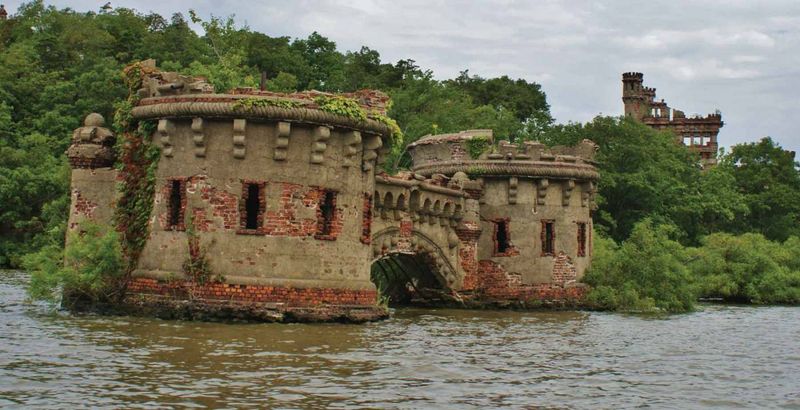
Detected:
left=1, top=271, right=799, bottom=409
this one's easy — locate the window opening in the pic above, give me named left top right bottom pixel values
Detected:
left=577, top=222, right=587, bottom=257
left=168, top=179, right=183, bottom=229
left=495, top=220, right=510, bottom=254
left=542, top=220, right=555, bottom=255
left=319, top=191, right=336, bottom=236
left=245, top=183, right=261, bottom=230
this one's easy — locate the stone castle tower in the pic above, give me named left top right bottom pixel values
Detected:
left=622, top=72, right=723, bottom=166
left=65, top=62, right=599, bottom=322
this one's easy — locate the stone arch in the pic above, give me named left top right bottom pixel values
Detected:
left=383, top=191, right=394, bottom=209
left=396, top=193, right=406, bottom=210
left=370, top=227, right=459, bottom=291
left=409, top=189, right=421, bottom=212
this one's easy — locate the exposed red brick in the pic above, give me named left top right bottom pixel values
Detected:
left=127, top=277, right=378, bottom=307
left=360, top=193, right=373, bottom=244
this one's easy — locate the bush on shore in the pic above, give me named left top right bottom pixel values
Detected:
left=23, top=223, right=124, bottom=307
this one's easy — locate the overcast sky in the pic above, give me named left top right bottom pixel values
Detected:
left=6, top=1, right=800, bottom=153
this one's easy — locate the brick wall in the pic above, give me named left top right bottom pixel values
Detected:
left=466, top=259, right=586, bottom=304
left=360, top=193, right=373, bottom=244
left=127, top=277, right=377, bottom=307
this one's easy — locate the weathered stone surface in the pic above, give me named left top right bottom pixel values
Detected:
left=68, top=62, right=601, bottom=323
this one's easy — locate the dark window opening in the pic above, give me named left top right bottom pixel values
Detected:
left=244, top=183, right=261, bottom=230
left=495, top=220, right=510, bottom=254
left=542, top=220, right=555, bottom=255
left=319, top=191, right=336, bottom=236
left=577, top=222, right=587, bottom=257
left=168, top=179, right=184, bottom=229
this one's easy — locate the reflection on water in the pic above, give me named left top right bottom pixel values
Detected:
left=1, top=270, right=799, bottom=409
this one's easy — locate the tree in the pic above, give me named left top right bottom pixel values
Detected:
left=724, top=137, right=800, bottom=241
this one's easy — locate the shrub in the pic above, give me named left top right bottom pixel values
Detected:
left=24, top=223, right=124, bottom=306
left=688, top=233, right=800, bottom=304
left=583, top=219, right=696, bottom=312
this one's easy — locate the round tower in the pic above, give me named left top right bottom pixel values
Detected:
left=407, top=130, right=599, bottom=303
left=622, top=72, right=646, bottom=120
left=65, top=113, right=118, bottom=241
left=122, top=65, right=394, bottom=322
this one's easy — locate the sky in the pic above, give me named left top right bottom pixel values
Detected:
left=5, top=0, right=800, bottom=153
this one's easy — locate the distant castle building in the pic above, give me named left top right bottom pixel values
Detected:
left=622, top=72, right=723, bottom=166
left=0, top=5, right=8, bottom=20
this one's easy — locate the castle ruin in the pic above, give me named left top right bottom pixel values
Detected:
left=622, top=72, right=723, bottom=166
left=66, top=62, right=599, bottom=322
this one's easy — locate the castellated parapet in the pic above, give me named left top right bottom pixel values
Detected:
left=622, top=72, right=723, bottom=166
left=66, top=62, right=600, bottom=322
left=407, top=130, right=598, bottom=302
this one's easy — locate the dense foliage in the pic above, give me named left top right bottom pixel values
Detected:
left=0, top=1, right=551, bottom=267
left=583, top=220, right=696, bottom=312
left=23, top=223, right=124, bottom=306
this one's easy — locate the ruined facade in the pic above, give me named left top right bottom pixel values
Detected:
left=66, top=62, right=599, bottom=322
left=622, top=72, right=723, bottom=166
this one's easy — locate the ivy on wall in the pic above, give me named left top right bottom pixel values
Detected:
left=113, top=62, right=160, bottom=280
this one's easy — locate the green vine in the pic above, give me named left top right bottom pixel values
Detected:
left=314, top=95, right=367, bottom=122
left=182, top=213, right=222, bottom=285
left=369, top=111, right=404, bottom=147
left=232, top=97, right=304, bottom=111
left=113, top=62, right=160, bottom=282
left=466, top=136, right=491, bottom=159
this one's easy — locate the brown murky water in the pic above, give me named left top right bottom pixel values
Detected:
left=1, top=271, right=799, bottom=409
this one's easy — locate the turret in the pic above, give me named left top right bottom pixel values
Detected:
left=65, top=114, right=119, bottom=240
left=0, top=5, right=8, bottom=20
left=622, top=72, right=646, bottom=120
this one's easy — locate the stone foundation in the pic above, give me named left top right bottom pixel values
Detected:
left=122, top=277, right=387, bottom=323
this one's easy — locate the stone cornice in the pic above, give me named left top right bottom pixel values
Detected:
left=131, top=94, right=393, bottom=138
left=412, top=160, right=600, bottom=181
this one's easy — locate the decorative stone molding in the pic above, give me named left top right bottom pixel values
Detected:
left=273, top=121, right=291, bottom=161
left=562, top=179, right=575, bottom=206
left=413, top=160, right=600, bottom=181
left=508, top=177, right=518, bottom=204
left=157, top=119, right=175, bottom=157
left=342, top=130, right=362, bottom=168
left=232, top=119, right=246, bottom=159
left=362, top=135, right=383, bottom=172
left=131, top=96, right=393, bottom=137
left=191, top=117, right=205, bottom=157
left=581, top=181, right=595, bottom=208
left=310, top=126, right=331, bottom=164
left=537, top=179, right=549, bottom=206
left=66, top=113, right=116, bottom=169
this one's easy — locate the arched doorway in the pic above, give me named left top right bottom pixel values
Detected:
left=370, top=228, right=463, bottom=307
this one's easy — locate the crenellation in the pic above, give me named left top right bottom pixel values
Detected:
left=622, top=72, right=723, bottom=167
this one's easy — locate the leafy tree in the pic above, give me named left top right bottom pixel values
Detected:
left=24, top=223, right=124, bottom=306
left=541, top=116, right=745, bottom=244
left=583, top=220, right=697, bottom=312
left=724, top=137, right=800, bottom=241
left=688, top=233, right=800, bottom=304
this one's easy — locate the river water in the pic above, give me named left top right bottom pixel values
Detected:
left=1, top=271, right=799, bottom=409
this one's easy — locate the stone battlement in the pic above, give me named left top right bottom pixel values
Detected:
left=621, top=72, right=723, bottom=166
left=407, top=130, right=600, bottom=180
